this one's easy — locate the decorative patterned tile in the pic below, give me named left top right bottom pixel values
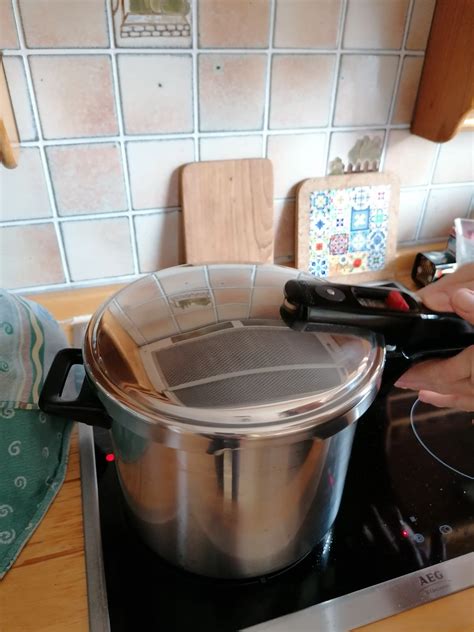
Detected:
left=134, top=211, right=184, bottom=273
left=406, top=0, right=436, bottom=50
left=0, top=147, right=51, bottom=221
left=112, top=0, right=191, bottom=48
left=269, top=54, right=336, bottom=129
left=47, top=143, right=127, bottom=216
left=127, top=139, right=195, bottom=210
left=419, top=187, right=472, bottom=240
left=274, top=0, right=342, bottom=49
left=61, top=218, right=134, bottom=282
left=199, top=135, right=262, bottom=161
left=384, top=130, right=437, bottom=186
left=334, top=55, right=399, bottom=126
left=30, top=55, right=118, bottom=139
left=0, top=0, right=18, bottom=49
left=199, top=54, right=266, bottom=132
left=432, top=131, right=474, bottom=184
left=19, top=0, right=108, bottom=48
left=397, top=189, right=426, bottom=242
left=392, top=56, right=424, bottom=124
left=118, top=54, right=193, bottom=135
left=2, top=57, right=37, bottom=141
left=306, top=185, right=391, bottom=277
left=199, top=0, right=270, bottom=48
left=267, top=133, right=327, bottom=198
left=0, top=224, right=64, bottom=289
left=343, top=0, right=410, bottom=49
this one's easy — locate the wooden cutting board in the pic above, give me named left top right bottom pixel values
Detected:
left=181, top=158, right=274, bottom=264
left=296, top=172, right=400, bottom=283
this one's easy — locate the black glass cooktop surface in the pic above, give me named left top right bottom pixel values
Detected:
left=91, top=386, right=474, bottom=632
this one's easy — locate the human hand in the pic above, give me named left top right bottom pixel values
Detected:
left=395, top=263, right=474, bottom=411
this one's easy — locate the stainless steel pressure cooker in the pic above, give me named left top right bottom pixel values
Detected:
left=39, top=264, right=471, bottom=579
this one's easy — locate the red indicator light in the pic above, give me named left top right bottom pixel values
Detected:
left=386, top=291, right=410, bottom=312
left=402, top=529, right=409, bottom=538
left=105, top=453, right=115, bottom=462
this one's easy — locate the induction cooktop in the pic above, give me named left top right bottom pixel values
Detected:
left=74, top=301, right=474, bottom=632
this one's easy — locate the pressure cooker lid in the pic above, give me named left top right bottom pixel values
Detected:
left=84, top=264, right=385, bottom=434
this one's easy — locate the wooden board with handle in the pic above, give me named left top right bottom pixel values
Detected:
left=296, top=172, right=400, bottom=284
left=181, top=158, right=274, bottom=264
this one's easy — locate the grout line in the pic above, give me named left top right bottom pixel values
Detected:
left=105, top=0, right=140, bottom=276
left=10, top=0, right=72, bottom=284
left=379, top=0, right=415, bottom=171
left=191, top=0, right=200, bottom=160
left=414, top=143, right=442, bottom=240
left=261, top=0, right=276, bottom=158
left=1, top=46, right=427, bottom=57
left=11, top=273, right=145, bottom=296
left=324, top=0, right=349, bottom=172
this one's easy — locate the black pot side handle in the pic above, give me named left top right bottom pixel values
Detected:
left=39, top=348, right=112, bottom=429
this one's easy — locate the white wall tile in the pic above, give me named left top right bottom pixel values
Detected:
left=0, top=147, right=51, bottom=221
left=2, top=56, right=37, bottom=141
left=118, top=54, right=193, bottom=135
left=62, top=218, right=134, bottom=281
left=134, top=211, right=184, bottom=273
left=127, top=139, right=195, bottom=210
left=406, top=0, right=436, bottom=50
left=397, top=189, right=426, bottom=242
left=419, top=187, right=472, bottom=240
left=269, top=54, right=336, bottom=129
left=267, top=133, right=326, bottom=198
left=343, top=0, right=409, bottom=50
left=30, top=55, right=118, bottom=139
left=19, top=0, right=108, bottom=48
left=384, top=130, right=438, bottom=186
left=334, top=55, right=399, bottom=126
left=0, top=0, right=18, bottom=49
left=432, top=131, right=474, bottom=185
left=199, top=136, right=263, bottom=161
left=274, top=0, right=342, bottom=49
left=392, top=56, right=424, bottom=125
left=199, top=0, right=271, bottom=48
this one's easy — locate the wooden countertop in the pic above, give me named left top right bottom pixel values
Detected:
left=2, top=249, right=473, bottom=632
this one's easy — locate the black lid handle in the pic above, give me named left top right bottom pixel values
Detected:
left=39, top=348, right=111, bottom=429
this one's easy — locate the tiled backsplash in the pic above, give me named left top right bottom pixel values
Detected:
left=0, top=0, right=473, bottom=292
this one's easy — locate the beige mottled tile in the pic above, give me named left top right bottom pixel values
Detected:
left=344, top=0, right=409, bottom=49
left=118, top=54, right=193, bottom=135
left=127, top=139, right=195, bottom=210
left=384, top=130, right=438, bottom=186
left=327, top=130, right=385, bottom=175
left=406, top=0, right=436, bottom=50
left=0, top=224, right=64, bottom=289
left=199, top=135, right=262, bottom=161
left=47, top=143, right=127, bottom=216
left=199, top=0, right=270, bottom=48
left=134, top=211, right=184, bottom=273
left=0, top=0, right=18, bottom=49
left=30, top=55, right=118, bottom=139
left=274, top=0, right=341, bottom=49
left=397, top=189, right=426, bottom=242
left=270, top=54, right=335, bottom=129
left=274, top=198, right=295, bottom=262
left=432, top=131, right=474, bottom=184
left=392, top=56, right=424, bottom=124
left=267, top=133, right=326, bottom=198
left=2, top=57, right=36, bottom=141
left=419, top=187, right=472, bottom=240
left=334, top=55, right=399, bottom=126
left=199, top=54, right=266, bottom=132
left=19, top=0, right=108, bottom=48
left=0, top=147, right=51, bottom=221
left=62, top=218, right=133, bottom=282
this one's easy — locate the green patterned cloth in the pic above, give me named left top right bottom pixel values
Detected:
left=0, top=290, right=72, bottom=579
